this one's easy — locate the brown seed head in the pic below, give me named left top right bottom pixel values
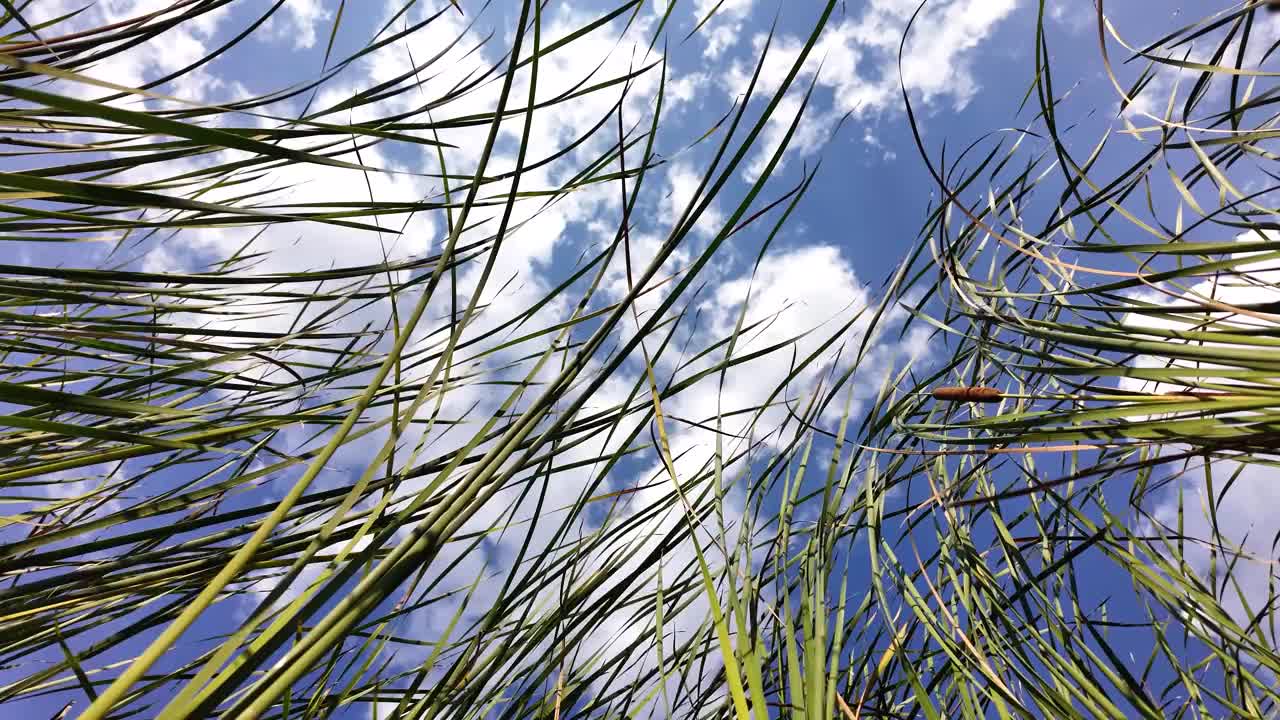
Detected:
left=932, top=386, right=1003, bottom=403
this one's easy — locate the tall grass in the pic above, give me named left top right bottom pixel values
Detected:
left=2, top=1, right=1278, bottom=719
left=875, top=1, right=1280, bottom=717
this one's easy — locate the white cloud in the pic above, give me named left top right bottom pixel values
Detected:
left=1120, top=230, right=1280, bottom=398
left=891, top=0, right=1020, bottom=108
left=28, top=0, right=235, bottom=103
left=1048, top=0, right=1091, bottom=34
left=281, top=0, right=331, bottom=49
left=667, top=71, right=712, bottom=108
left=742, top=93, right=834, bottom=181
left=725, top=0, right=1020, bottom=179
left=694, top=0, right=754, bottom=59
left=665, top=161, right=724, bottom=237
left=862, top=127, right=897, bottom=161
left=726, top=0, right=1019, bottom=113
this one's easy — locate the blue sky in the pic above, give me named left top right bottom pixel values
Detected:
left=8, top=0, right=1278, bottom=717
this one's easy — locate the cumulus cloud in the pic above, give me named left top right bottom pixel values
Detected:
left=726, top=0, right=1021, bottom=112
left=277, top=0, right=332, bottom=49
left=693, top=0, right=755, bottom=59
left=665, top=161, right=725, bottom=237
left=725, top=0, right=1020, bottom=179
left=29, top=0, right=238, bottom=104
left=667, top=71, right=711, bottom=108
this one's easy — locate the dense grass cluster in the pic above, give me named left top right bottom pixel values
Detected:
left=1, top=1, right=1278, bottom=719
